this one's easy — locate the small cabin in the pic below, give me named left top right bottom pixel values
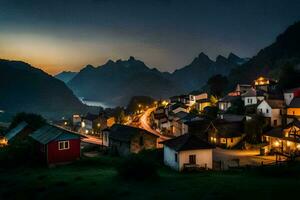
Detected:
left=161, top=134, right=214, bottom=171
left=30, top=124, right=85, bottom=165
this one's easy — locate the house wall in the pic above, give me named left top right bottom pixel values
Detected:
left=109, top=132, right=157, bottom=156
left=172, top=120, right=188, bottom=137
left=110, top=139, right=131, bottom=156
left=284, top=92, right=294, bottom=106
left=257, top=101, right=282, bottom=127
left=102, top=131, right=109, bottom=147
left=244, top=97, right=257, bottom=106
left=218, top=102, right=231, bottom=111
left=130, top=132, right=157, bottom=153
left=47, top=139, right=81, bottom=164
left=287, top=108, right=300, bottom=117
left=197, top=102, right=211, bottom=111
left=194, top=93, right=208, bottom=101
left=220, top=137, right=242, bottom=148
left=163, top=146, right=179, bottom=171
left=178, top=149, right=213, bottom=171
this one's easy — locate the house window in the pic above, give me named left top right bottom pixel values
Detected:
left=221, top=138, right=227, bottom=144
left=139, top=136, right=144, bottom=146
left=231, top=138, right=233, bottom=143
left=266, top=109, right=269, bottom=114
left=175, top=153, right=178, bottom=163
left=58, top=141, right=69, bottom=150
left=189, top=155, right=196, bottom=164
left=274, top=120, right=278, bottom=126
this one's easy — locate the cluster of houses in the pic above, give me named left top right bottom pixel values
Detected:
left=2, top=76, right=300, bottom=172
left=55, top=112, right=115, bottom=136
left=148, top=76, right=300, bottom=170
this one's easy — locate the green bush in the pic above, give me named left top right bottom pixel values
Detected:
left=0, top=138, right=38, bottom=168
left=117, top=154, right=159, bottom=181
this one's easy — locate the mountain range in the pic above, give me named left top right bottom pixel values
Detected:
left=66, top=53, right=245, bottom=106
left=55, top=71, right=77, bottom=83
left=1, top=21, right=300, bottom=117
left=0, top=60, right=86, bottom=119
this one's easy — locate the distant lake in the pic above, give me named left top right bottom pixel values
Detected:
left=79, top=97, right=112, bottom=108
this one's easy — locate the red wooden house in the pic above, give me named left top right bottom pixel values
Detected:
left=30, top=124, right=85, bottom=165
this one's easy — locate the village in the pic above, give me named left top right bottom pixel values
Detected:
left=1, top=76, right=300, bottom=173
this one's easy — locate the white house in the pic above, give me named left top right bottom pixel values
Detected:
left=162, top=134, right=214, bottom=171
left=257, top=99, right=285, bottom=127
left=241, top=88, right=265, bottom=106
left=284, top=87, right=300, bottom=106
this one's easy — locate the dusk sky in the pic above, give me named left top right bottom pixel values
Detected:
left=1, top=0, right=300, bottom=75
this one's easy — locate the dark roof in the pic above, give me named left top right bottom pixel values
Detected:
left=109, top=124, right=159, bottom=142
left=173, top=111, right=189, bottom=119
left=210, top=121, right=244, bottom=138
left=286, top=119, right=300, bottom=129
left=161, top=134, right=214, bottom=151
left=196, top=98, right=210, bottom=103
left=264, top=128, right=284, bottom=138
left=170, top=103, right=188, bottom=110
left=153, top=113, right=167, bottom=120
left=241, top=88, right=256, bottom=97
left=5, top=121, right=28, bottom=141
left=219, top=114, right=245, bottom=122
left=284, top=87, right=300, bottom=93
left=84, top=113, right=99, bottom=121
left=264, top=99, right=285, bottom=109
left=30, top=124, right=85, bottom=144
left=219, top=95, right=240, bottom=102
left=289, top=98, right=300, bottom=108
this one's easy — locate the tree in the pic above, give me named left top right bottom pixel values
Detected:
left=244, top=114, right=266, bottom=144
left=207, top=74, right=229, bottom=97
left=226, top=99, right=245, bottom=115
left=189, top=108, right=199, bottom=115
left=203, top=106, right=219, bottom=120
left=9, top=112, right=46, bottom=130
left=126, top=96, right=155, bottom=114
left=278, top=63, right=300, bottom=90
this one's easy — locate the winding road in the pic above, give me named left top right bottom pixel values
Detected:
left=139, top=107, right=170, bottom=142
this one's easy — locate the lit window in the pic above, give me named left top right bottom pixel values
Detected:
left=58, top=141, right=70, bottom=150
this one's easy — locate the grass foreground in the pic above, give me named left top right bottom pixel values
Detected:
left=1, top=156, right=300, bottom=200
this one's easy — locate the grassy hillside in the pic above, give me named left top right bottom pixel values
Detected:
left=1, top=157, right=300, bottom=200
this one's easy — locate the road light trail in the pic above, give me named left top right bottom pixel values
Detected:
left=139, top=107, right=170, bottom=141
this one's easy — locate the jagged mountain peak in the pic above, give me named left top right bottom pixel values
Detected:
left=216, top=55, right=228, bottom=62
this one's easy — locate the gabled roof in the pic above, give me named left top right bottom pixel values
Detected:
left=289, top=98, right=300, bottom=108
left=173, top=111, right=189, bottom=119
left=209, top=120, right=244, bottom=138
left=109, top=124, right=158, bottom=142
left=284, top=87, right=300, bottom=93
left=241, top=88, right=257, bottom=97
left=219, top=95, right=240, bottom=102
left=264, top=99, right=285, bottom=109
left=30, top=124, right=85, bottom=144
left=83, top=113, right=99, bottom=121
left=264, top=128, right=283, bottom=138
left=5, top=121, right=28, bottom=141
left=170, top=103, right=189, bottom=110
left=161, top=134, right=214, bottom=151
left=219, top=114, right=245, bottom=122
